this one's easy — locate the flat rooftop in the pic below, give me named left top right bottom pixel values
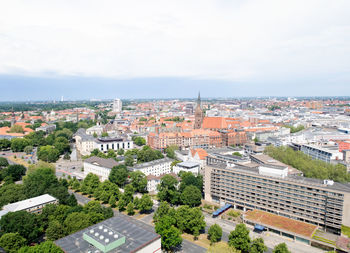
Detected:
left=245, top=209, right=317, bottom=238
left=2, top=194, right=57, bottom=212
left=55, top=216, right=160, bottom=253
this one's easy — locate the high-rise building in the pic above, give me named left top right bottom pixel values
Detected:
left=194, top=92, right=204, bottom=129
left=204, top=155, right=350, bottom=235
left=112, top=98, right=122, bottom=113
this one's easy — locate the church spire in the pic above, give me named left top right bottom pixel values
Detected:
left=197, top=92, right=201, bottom=105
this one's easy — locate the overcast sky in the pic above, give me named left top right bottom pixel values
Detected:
left=0, top=0, right=349, bottom=100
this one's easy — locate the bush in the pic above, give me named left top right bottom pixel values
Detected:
left=227, top=210, right=241, bottom=218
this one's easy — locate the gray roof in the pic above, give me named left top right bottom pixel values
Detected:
left=75, top=128, right=95, bottom=141
left=55, top=216, right=160, bottom=253
left=177, top=161, right=200, bottom=168
left=84, top=156, right=119, bottom=169
left=2, top=194, right=57, bottom=212
left=209, top=163, right=350, bottom=193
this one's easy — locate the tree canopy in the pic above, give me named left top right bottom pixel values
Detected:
left=208, top=224, right=223, bottom=244
left=228, top=224, right=251, bottom=253
left=265, top=146, right=350, bottom=182
left=272, top=243, right=291, bottom=253
left=109, top=165, right=128, bottom=187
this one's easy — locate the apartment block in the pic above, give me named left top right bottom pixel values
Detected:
left=204, top=156, right=350, bottom=235
left=130, top=157, right=173, bottom=176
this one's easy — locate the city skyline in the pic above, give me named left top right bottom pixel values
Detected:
left=1, top=0, right=350, bottom=100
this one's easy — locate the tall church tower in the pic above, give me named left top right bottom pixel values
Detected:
left=194, top=92, right=204, bottom=129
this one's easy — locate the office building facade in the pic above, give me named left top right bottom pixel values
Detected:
left=204, top=156, right=350, bottom=235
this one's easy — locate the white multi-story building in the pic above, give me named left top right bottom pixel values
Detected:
left=113, top=98, right=122, bottom=113
left=83, top=156, right=119, bottom=181
left=131, top=158, right=173, bottom=176
left=75, top=128, right=134, bottom=156
left=2, top=194, right=58, bottom=214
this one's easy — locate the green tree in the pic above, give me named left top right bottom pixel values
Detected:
left=54, top=136, right=70, bottom=154
left=107, top=149, right=116, bottom=159
left=109, top=195, right=116, bottom=207
left=126, top=202, right=135, bottom=215
left=23, top=167, right=59, bottom=198
left=24, top=145, right=34, bottom=154
left=2, top=164, right=26, bottom=181
left=0, top=233, right=26, bottom=253
left=0, top=184, right=25, bottom=208
left=0, top=139, right=11, bottom=150
left=139, top=194, right=153, bottom=213
left=18, top=241, right=64, bottom=253
left=232, top=152, right=242, bottom=157
left=80, top=173, right=100, bottom=196
left=272, top=243, right=291, bottom=253
left=118, top=195, right=127, bottom=211
left=153, top=201, right=171, bottom=223
left=179, top=172, right=203, bottom=193
left=46, top=219, right=66, bottom=240
left=208, top=224, right=222, bottom=244
left=124, top=155, right=134, bottom=167
left=155, top=215, right=182, bottom=251
left=117, top=148, right=124, bottom=155
left=228, top=224, right=251, bottom=252
left=101, top=132, right=109, bottom=137
left=109, top=165, right=128, bottom=187
left=157, top=174, right=179, bottom=205
left=0, top=211, right=41, bottom=243
left=123, top=184, right=135, bottom=204
left=165, top=145, right=178, bottom=159
left=180, top=185, right=202, bottom=207
left=130, top=171, right=147, bottom=192
left=250, top=238, right=267, bottom=253
left=0, top=157, right=9, bottom=167
left=132, top=136, right=146, bottom=146
left=64, top=212, right=92, bottom=234
left=37, top=145, right=60, bottom=162
left=55, top=128, right=73, bottom=140
left=11, top=138, right=30, bottom=152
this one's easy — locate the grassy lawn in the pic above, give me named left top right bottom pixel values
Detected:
left=342, top=225, right=350, bottom=238
left=207, top=242, right=239, bottom=253
left=8, top=155, right=30, bottom=167
left=182, top=233, right=211, bottom=249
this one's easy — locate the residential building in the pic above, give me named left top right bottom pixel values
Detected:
left=2, top=194, right=58, bottom=214
left=204, top=156, right=350, bottom=235
left=75, top=128, right=134, bottom=156
left=55, top=216, right=161, bottom=253
left=112, top=98, right=122, bottom=113
left=35, top=124, right=56, bottom=134
left=83, top=156, right=119, bottom=181
left=130, top=158, right=173, bottom=176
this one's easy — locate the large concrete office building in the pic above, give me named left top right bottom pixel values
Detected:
left=204, top=155, right=350, bottom=235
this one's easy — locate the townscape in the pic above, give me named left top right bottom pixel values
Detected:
left=1, top=96, right=350, bottom=253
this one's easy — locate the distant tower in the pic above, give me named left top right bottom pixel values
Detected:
left=112, top=98, right=122, bottom=113
left=10, top=108, right=16, bottom=127
left=61, top=96, right=64, bottom=102
left=194, top=92, right=204, bottom=129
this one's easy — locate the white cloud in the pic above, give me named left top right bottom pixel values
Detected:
left=0, top=0, right=349, bottom=82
